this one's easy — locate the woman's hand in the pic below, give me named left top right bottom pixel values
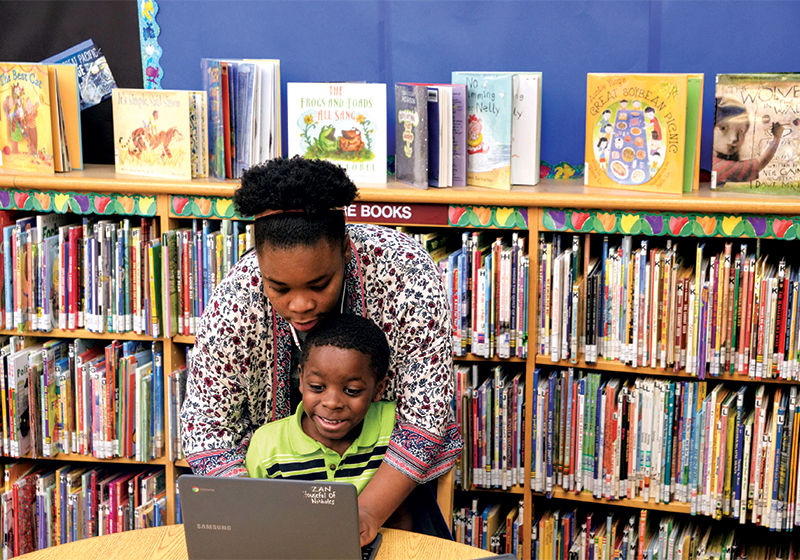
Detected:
left=357, top=462, right=418, bottom=546
left=358, top=504, right=382, bottom=547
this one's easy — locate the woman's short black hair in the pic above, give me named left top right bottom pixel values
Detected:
left=234, top=156, right=359, bottom=251
left=300, top=314, right=390, bottom=381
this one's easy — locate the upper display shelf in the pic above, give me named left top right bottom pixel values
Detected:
left=6, top=164, right=800, bottom=216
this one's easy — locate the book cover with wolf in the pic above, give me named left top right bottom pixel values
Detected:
left=712, top=73, right=800, bottom=195
left=287, top=82, right=387, bottom=183
left=0, top=63, right=54, bottom=174
left=584, top=73, right=702, bottom=194
left=113, top=89, right=192, bottom=180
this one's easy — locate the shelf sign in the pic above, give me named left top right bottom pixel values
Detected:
left=345, top=203, right=528, bottom=229
left=345, top=202, right=447, bottom=226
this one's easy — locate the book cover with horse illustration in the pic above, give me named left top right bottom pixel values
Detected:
left=113, top=88, right=193, bottom=179
left=0, top=63, right=55, bottom=174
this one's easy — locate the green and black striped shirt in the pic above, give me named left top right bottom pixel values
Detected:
left=245, top=400, right=396, bottom=494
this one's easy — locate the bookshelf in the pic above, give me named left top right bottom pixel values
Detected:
left=4, top=165, right=800, bottom=558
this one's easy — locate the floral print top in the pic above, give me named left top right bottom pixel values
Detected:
left=181, top=223, right=463, bottom=483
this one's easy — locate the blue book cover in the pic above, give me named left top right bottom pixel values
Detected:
left=152, top=341, right=164, bottom=459
left=457, top=250, right=468, bottom=357
left=41, top=39, right=117, bottom=110
left=201, top=59, right=225, bottom=179
left=426, top=87, right=442, bottom=187
left=530, top=367, right=540, bottom=485
left=234, top=62, right=256, bottom=178
left=451, top=72, right=513, bottom=190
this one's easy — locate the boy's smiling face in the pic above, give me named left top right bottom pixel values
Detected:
left=299, top=345, right=387, bottom=455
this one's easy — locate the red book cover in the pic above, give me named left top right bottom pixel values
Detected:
left=127, top=362, right=136, bottom=457
left=67, top=225, right=82, bottom=330
left=741, top=259, right=754, bottom=376
left=181, top=231, right=191, bottom=335
left=777, top=275, right=790, bottom=376
left=220, top=62, right=232, bottom=179
left=12, top=471, right=37, bottom=556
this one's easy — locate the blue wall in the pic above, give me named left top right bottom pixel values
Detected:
left=156, top=0, right=800, bottom=171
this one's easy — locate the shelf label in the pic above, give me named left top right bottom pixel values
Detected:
left=345, top=202, right=448, bottom=226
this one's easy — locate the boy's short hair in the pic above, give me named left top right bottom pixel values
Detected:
left=301, top=315, right=390, bottom=381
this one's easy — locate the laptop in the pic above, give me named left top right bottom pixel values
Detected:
left=179, top=474, right=382, bottom=560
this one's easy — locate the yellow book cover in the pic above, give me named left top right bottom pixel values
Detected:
left=46, top=65, right=82, bottom=172
left=113, top=88, right=192, bottom=179
left=585, top=73, right=690, bottom=194
left=0, top=63, right=54, bottom=174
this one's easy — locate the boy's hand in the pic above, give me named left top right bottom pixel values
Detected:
left=772, top=122, right=785, bottom=141
left=359, top=506, right=380, bottom=547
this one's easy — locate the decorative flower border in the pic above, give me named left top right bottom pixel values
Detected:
left=171, top=195, right=241, bottom=219
left=1, top=190, right=156, bottom=216
left=540, top=161, right=583, bottom=180
left=542, top=208, right=800, bottom=240
left=138, top=0, right=163, bottom=89
left=448, top=206, right=528, bottom=229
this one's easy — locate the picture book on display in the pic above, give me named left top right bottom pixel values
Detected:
left=394, top=82, right=467, bottom=189
left=40, top=39, right=117, bottom=111
left=0, top=63, right=81, bottom=175
left=112, top=88, right=207, bottom=180
left=584, top=73, right=704, bottom=194
left=451, top=72, right=542, bottom=190
left=711, top=73, right=800, bottom=194
left=287, top=82, right=387, bottom=183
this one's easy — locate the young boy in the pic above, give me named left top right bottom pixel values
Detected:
left=245, top=314, right=395, bottom=494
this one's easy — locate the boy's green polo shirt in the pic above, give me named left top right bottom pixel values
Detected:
left=245, top=400, right=396, bottom=494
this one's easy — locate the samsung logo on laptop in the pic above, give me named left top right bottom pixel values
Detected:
left=197, top=524, right=232, bottom=531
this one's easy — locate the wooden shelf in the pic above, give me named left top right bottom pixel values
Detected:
left=3, top=453, right=173, bottom=466
left=0, top=328, right=157, bottom=341
left=11, top=165, right=800, bottom=215
left=173, top=335, right=195, bottom=345
left=537, top=356, right=800, bottom=385
left=533, top=489, right=692, bottom=514
left=457, top=485, right=526, bottom=495
left=454, top=354, right=527, bottom=364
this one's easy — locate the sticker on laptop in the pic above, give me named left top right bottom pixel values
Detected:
left=303, top=485, right=336, bottom=505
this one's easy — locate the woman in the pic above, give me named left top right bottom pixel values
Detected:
left=181, top=156, right=462, bottom=545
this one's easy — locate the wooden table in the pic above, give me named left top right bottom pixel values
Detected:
left=16, top=526, right=495, bottom=560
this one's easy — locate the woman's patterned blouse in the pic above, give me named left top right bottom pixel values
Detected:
left=180, top=223, right=463, bottom=482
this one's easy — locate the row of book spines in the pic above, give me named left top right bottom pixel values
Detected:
left=453, top=366, right=526, bottom=490
left=530, top=508, right=775, bottom=560
left=539, top=234, right=800, bottom=381
left=530, top=369, right=800, bottom=532
left=1, top=337, right=168, bottom=463
left=3, top=461, right=166, bottom=557
left=416, top=229, right=529, bottom=359
left=452, top=498, right=523, bottom=556
left=2, top=217, right=254, bottom=338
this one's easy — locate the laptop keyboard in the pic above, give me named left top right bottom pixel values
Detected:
left=361, top=544, right=375, bottom=560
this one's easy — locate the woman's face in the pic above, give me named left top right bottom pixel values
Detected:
left=257, top=238, right=351, bottom=334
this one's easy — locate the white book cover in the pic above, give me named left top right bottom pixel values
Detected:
left=510, top=73, right=542, bottom=185
left=287, top=82, right=387, bottom=184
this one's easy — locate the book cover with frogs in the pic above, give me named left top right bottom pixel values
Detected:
left=287, top=82, right=386, bottom=183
